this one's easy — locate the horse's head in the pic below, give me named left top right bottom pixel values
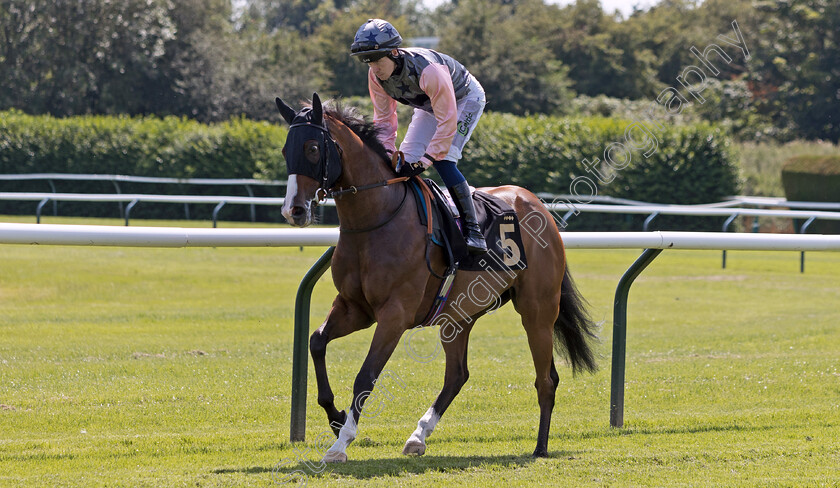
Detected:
left=276, top=93, right=342, bottom=227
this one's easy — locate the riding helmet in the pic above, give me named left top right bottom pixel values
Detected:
left=350, top=19, right=402, bottom=63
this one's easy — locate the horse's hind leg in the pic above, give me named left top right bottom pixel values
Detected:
left=403, top=320, right=472, bottom=456
left=310, top=295, right=373, bottom=435
left=514, top=286, right=562, bottom=458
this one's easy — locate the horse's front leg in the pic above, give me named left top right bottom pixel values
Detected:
left=310, top=295, right=373, bottom=435
left=322, top=306, right=407, bottom=463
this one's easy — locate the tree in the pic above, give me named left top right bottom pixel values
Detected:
left=313, top=0, right=416, bottom=99
left=242, top=0, right=333, bottom=36
left=0, top=0, right=325, bottom=121
left=172, top=27, right=327, bottom=121
left=437, top=0, right=574, bottom=115
left=144, top=0, right=233, bottom=117
left=0, top=0, right=175, bottom=116
left=748, top=0, right=840, bottom=142
left=532, top=0, right=666, bottom=100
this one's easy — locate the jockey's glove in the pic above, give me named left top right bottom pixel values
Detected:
left=397, top=160, right=425, bottom=178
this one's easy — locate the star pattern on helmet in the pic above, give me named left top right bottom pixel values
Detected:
left=383, top=25, right=397, bottom=37
left=365, top=31, right=379, bottom=44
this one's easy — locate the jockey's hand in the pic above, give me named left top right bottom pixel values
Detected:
left=397, top=160, right=425, bottom=178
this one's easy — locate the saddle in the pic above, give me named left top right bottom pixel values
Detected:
left=408, top=178, right=528, bottom=272
left=406, top=177, right=527, bottom=328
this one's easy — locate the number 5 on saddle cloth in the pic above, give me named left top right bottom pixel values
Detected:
left=408, top=178, right=528, bottom=327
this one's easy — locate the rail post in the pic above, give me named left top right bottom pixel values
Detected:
left=610, top=248, right=662, bottom=428
left=36, top=198, right=50, bottom=224
left=47, top=179, right=58, bottom=216
left=721, top=213, right=739, bottom=269
left=642, top=212, right=659, bottom=232
left=110, top=180, right=125, bottom=220
left=125, top=200, right=140, bottom=226
left=799, top=216, right=817, bottom=273
left=212, top=201, right=226, bottom=228
left=290, top=246, right=335, bottom=442
left=244, top=185, right=257, bottom=222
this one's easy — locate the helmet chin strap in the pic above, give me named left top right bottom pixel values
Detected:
left=382, top=51, right=403, bottom=77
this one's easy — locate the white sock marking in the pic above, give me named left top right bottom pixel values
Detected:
left=325, top=409, right=357, bottom=457
left=408, top=407, right=440, bottom=445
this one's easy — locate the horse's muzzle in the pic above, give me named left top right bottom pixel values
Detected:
left=284, top=204, right=312, bottom=227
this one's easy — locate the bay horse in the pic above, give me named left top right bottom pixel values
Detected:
left=276, top=93, right=597, bottom=462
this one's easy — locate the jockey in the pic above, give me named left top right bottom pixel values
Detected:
left=350, top=18, right=488, bottom=254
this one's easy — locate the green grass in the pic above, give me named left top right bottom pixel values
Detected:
left=1, top=217, right=839, bottom=486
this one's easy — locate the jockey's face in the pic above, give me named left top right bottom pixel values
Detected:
left=367, top=50, right=398, bottom=80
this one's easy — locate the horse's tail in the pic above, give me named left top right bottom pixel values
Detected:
left=554, top=266, right=599, bottom=375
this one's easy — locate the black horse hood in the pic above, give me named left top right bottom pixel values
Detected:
left=276, top=94, right=343, bottom=191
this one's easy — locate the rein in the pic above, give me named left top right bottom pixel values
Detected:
left=325, top=176, right=409, bottom=198
left=300, top=124, right=440, bottom=277
left=324, top=151, right=409, bottom=198
left=322, top=150, right=414, bottom=234
left=338, top=182, right=409, bottom=234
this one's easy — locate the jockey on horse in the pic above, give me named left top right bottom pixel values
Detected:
left=351, top=18, right=488, bottom=254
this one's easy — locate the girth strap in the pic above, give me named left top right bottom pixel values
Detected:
left=412, top=178, right=459, bottom=327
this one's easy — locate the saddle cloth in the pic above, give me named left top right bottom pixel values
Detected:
left=409, top=178, right=528, bottom=272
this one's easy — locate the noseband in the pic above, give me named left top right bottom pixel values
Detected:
left=287, top=117, right=411, bottom=234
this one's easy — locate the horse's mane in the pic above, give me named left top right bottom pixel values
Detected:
left=323, top=100, right=391, bottom=165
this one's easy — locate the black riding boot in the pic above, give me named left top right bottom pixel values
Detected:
left=449, top=181, right=488, bottom=254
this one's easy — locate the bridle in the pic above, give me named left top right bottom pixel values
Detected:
left=287, top=117, right=411, bottom=234
left=286, top=119, right=344, bottom=196
left=278, top=93, right=444, bottom=279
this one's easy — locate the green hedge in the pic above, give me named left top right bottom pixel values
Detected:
left=782, top=156, right=840, bottom=234
left=0, top=110, right=739, bottom=229
left=460, top=113, right=740, bottom=231
left=0, top=110, right=287, bottom=221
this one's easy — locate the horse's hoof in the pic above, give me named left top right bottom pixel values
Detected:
left=532, top=448, right=549, bottom=458
left=402, top=439, right=426, bottom=456
left=322, top=450, right=348, bottom=463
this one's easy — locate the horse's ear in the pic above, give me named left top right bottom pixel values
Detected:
left=311, top=93, right=323, bottom=125
left=275, top=97, right=296, bottom=125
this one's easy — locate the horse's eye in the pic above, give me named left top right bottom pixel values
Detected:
left=304, top=141, right=320, bottom=164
